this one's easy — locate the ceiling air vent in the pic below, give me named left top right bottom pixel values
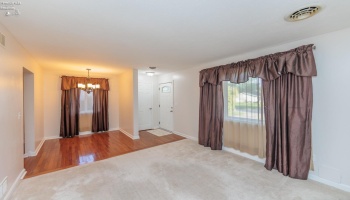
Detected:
left=0, top=32, right=5, bottom=47
left=286, top=6, right=321, bottom=22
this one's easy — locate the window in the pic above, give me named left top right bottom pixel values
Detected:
left=80, top=91, right=93, bottom=114
left=161, top=86, right=171, bottom=93
left=224, top=78, right=264, bottom=122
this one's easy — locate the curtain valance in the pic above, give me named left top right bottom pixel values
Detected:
left=61, top=76, right=109, bottom=91
left=199, top=44, right=316, bottom=86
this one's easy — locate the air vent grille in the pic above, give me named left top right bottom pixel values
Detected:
left=287, top=6, right=321, bottom=22
left=0, top=32, right=5, bottom=47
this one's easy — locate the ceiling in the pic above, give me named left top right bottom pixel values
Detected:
left=1, top=0, right=350, bottom=75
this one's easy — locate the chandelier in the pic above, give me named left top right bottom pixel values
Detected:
left=78, top=69, right=100, bottom=94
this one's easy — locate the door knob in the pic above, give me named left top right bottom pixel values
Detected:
left=170, top=110, right=173, bottom=112
left=149, top=108, right=152, bottom=110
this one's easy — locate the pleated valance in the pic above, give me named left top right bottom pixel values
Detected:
left=199, top=44, right=317, bottom=86
left=61, top=76, right=109, bottom=91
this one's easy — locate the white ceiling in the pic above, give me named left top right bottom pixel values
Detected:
left=1, top=0, right=350, bottom=75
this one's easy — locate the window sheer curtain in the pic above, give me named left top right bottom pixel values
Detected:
left=198, top=44, right=317, bottom=179
left=223, top=79, right=266, bottom=158
left=79, top=91, right=93, bottom=132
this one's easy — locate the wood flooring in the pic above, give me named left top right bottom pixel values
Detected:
left=24, top=130, right=185, bottom=178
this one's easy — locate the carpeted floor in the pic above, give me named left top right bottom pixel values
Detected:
left=147, top=129, right=172, bottom=136
left=11, top=139, right=350, bottom=200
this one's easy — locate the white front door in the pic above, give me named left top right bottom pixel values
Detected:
left=138, top=76, right=153, bottom=130
left=159, top=82, right=173, bottom=132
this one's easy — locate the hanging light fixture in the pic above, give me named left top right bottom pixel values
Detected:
left=78, top=69, right=100, bottom=94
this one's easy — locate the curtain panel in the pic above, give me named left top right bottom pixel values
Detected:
left=60, top=88, right=80, bottom=138
left=198, top=44, right=316, bottom=179
left=92, top=89, right=109, bottom=132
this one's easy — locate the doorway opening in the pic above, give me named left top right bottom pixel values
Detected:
left=23, top=67, right=35, bottom=157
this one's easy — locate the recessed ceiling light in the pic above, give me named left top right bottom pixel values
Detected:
left=286, top=6, right=321, bottom=22
left=146, top=72, right=155, bottom=76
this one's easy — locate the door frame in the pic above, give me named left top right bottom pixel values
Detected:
left=23, top=67, right=35, bottom=157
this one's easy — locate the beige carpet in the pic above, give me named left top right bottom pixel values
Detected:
left=11, top=139, right=350, bottom=200
left=147, top=128, right=172, bottom=136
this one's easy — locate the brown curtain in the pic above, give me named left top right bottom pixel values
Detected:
left=199, top=83, right=224, bottom=150
left=60, top=76, right=109, bottom=136
left=198, top=44, right=316, bottom=179
left=61, top=76, right=109, bottom=90
left=92, top=89, right=109, bottom=132
left=263, top=74, right=313, bottom=179
left=60, top=88, right=80, bottom=138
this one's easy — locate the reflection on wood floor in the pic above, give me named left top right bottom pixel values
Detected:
left=24, top=130, right=185, bottom=178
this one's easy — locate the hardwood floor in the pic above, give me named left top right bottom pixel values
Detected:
left=24, top=130, right=185, bottom=178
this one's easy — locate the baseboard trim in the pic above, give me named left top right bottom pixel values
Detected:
left=25, top=138, right=45, bottom=157
left=109, top=128, right=119, bottom=131
left=222, top=146, right=350, bottom=192
left=222, top=146, right=265, bottom=164
left=44, top=136, right=61, bottom=140
left=308, top=172, right=350, bottom=192
left=79, top=131, right=93, bottom=135
left=172, top=131, right=198, bottom=141
left=34, top=138, right=45, bottom=156
left=119, top=128, right=140, bottom=140
left=4, top=169, right=26, bottom=200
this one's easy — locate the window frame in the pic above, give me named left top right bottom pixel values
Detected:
left=223, top=79, right=264, bottom=124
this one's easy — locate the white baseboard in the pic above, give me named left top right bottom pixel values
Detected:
left=4, top=169, right=26, bottom=200
left=119, top=129, right=140, bottom=140
left=222, top=146, right=350, bottom=192
left=79, top=131, right=93, bottom=135
left=172, top=131, right=198, bottom=141
left=34, top=138, right=45, bottom=156
left=222, top=146, right=265, bottom=164
left=44, top=136, right=61, bottom=140
left=308, top=172, right=350, bottom=193
left=24, top=138, right=45, bottom=157
left=45, top=129, right=120, bottom=140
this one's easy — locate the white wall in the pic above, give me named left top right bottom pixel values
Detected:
left=0, top=23, right=44, bottom=198
left=159, top=27, right=350, bottom=191
left=43, top=70, right=119, bottom=139
left=118, top=69, right=139, bottom=139
left=108, top=77, right=119, bottom=130
left=158, top=69, right=200, bottom=141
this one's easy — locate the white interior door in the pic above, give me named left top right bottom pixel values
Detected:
left=159, top=82, right=173, bottom=132
left=138, top=76, right=153, bottom=130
